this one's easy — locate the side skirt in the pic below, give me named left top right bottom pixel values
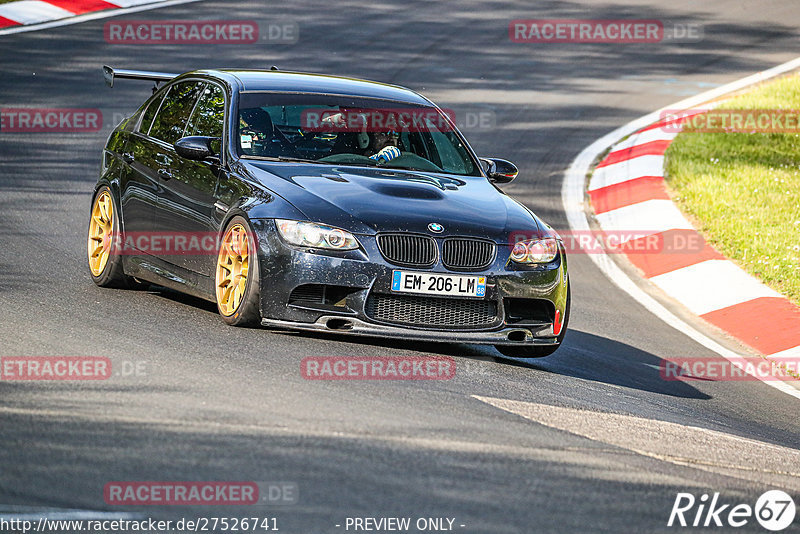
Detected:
left=123, top=254, right=216, bottom=302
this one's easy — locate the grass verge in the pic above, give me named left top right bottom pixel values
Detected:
left=665, top=74, right=800, bottom=306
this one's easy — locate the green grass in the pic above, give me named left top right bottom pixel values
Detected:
left=665, top=74, right=800, bottom=305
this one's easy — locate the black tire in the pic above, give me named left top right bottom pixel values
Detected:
left=495, top=282, right=571, bottom=358
left=215, top=216, right=261, bottom=327
left=87, top=186, right=145, bottom=289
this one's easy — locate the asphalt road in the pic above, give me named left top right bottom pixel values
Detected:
left=1, top=1, right=799, bottom=532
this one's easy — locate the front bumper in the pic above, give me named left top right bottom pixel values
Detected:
left=251, top=219, right=568, bottom=346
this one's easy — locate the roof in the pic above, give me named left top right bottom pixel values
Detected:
left=205, top=70, right=432, bottom=105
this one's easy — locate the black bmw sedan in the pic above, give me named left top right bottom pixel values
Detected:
left=89, top=66, right=570, bottom=357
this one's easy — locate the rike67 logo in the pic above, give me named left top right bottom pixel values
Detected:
left=668, top=490, right=796, bottom=531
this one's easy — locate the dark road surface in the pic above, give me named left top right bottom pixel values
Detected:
left=1, top=1, right=799, bottom=532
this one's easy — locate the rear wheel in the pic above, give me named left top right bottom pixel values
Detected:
left=495, top=282, right=570, bottom=358
left=215, top=216, right=261, bottom=326
left=87, top=186, right=142, bottom=289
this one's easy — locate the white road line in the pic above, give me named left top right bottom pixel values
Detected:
left=594, top=199, right=694, bottom=243
left=561, top=56, right=800, bottom=401
left=0, top=0, right=204, bottom=35
left=588, top=155, right=665, bottom=191
left=766, top=346, right=800, bottom=360
left=0, top=507, right=138, bottom=520
left=104, top=0, right=166, bottom=7
left=0, top=1, right=72, bottom=24
left=650, top=260, right=782, bottom=316
left=609, top=128, right=679, bottom=151
left=473, top=395, right=800, bottom=488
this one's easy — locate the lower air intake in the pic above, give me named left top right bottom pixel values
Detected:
left=365, top=293, right=498, bottom=329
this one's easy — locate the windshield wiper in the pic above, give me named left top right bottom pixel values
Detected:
left=276, top=156, right=319, bottom=163
left=325, top=160, right=378, bottom=167
left=380, top=163, right=443, bottom=173
left=241, top=155, right=320, bottom=164
left=249, top=155, right=386, bottom=169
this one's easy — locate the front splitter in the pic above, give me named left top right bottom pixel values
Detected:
left=261, top=316, right=557, bottom=346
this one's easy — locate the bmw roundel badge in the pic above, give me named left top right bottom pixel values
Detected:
left=428, top=222, right=444, bottom=233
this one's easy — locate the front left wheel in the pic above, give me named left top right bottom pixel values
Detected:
left=215, top=216, right=261, bottom=326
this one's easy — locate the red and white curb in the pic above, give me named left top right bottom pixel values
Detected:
left=590, top=118, right=800, bottom=359
left=563, top=57, right=800, bottom=400
left=0, top=0, right=202, bottom=35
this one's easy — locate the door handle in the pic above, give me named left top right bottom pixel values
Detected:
left=121, top=152, right=134, bottom=163
left=157, top=168, right=172, bottom=180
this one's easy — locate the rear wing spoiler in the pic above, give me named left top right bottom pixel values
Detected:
left=102, top=65, right=177, bottom=88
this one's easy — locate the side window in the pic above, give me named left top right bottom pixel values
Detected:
left=139, top=89, right=167, bottom=134
left=149, top=81, right=205, bottom=144
left=186, top=84, right=225, bottom=139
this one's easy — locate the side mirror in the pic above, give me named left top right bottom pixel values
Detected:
left=480, top=157, right=518, bottom=184
left=175, top=136, right=219, bottom=162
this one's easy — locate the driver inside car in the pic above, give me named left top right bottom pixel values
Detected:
left=321, top=111, right=402, bottom=163
left=367, top=131, right=401, bottom=163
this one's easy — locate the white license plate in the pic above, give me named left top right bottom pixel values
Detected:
left=391, top=271, right=486, bottom=297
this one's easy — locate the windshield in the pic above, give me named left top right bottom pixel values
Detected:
left=236, top=93, right=481, bottom=176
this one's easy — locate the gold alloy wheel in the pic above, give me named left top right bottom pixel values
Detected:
left=215, top=223, right=251, bottom=316
left=87, top=190, right=114, bottom=276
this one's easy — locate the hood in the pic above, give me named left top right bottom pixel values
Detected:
left=244, top=161, right=541, bottom=243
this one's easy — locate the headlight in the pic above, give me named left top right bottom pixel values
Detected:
left=275, top=219, right=360, bottom=251
left=509, top=238, right=559, bottom=264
